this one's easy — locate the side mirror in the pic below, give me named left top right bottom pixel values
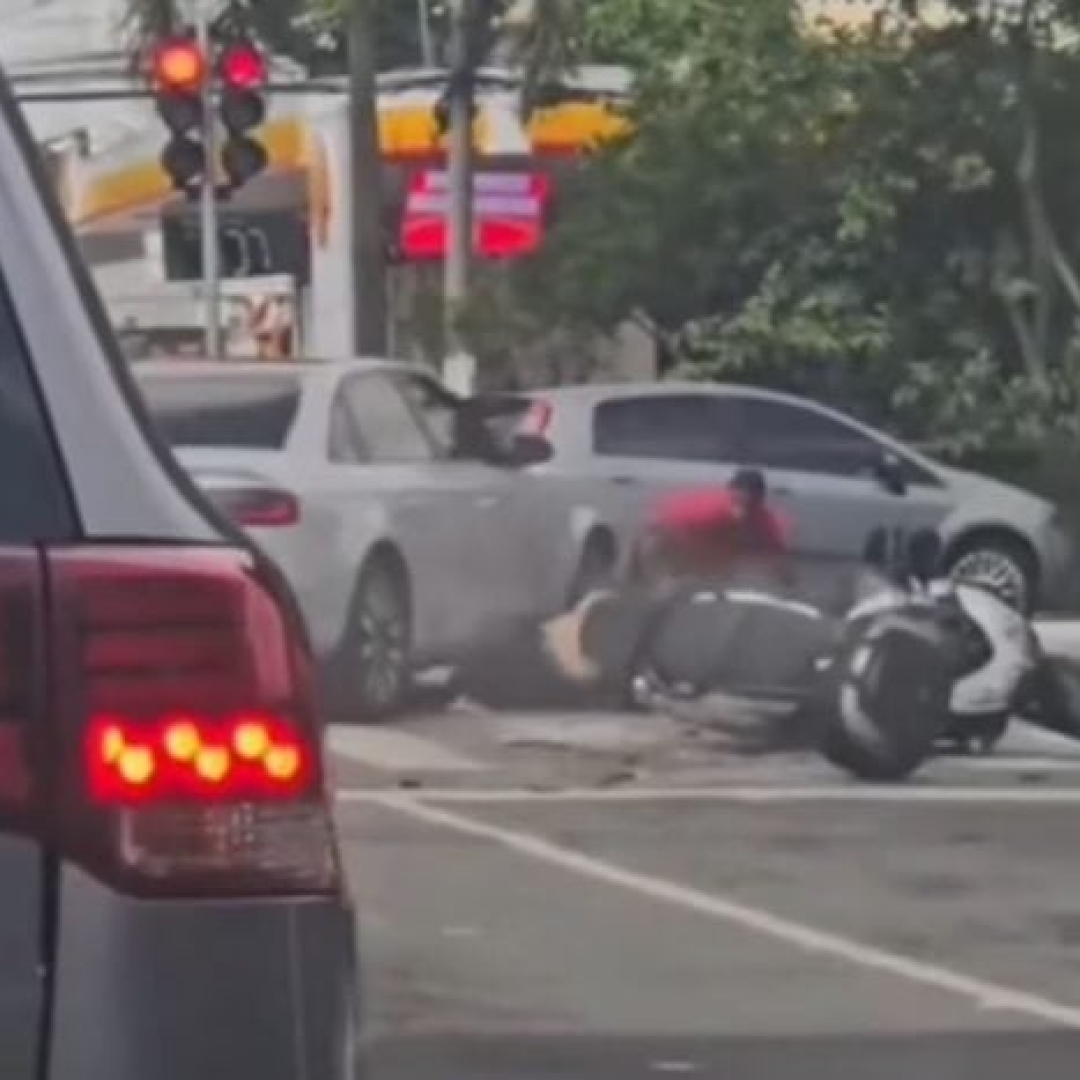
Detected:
left=872, top=451, right=908, bottom=497
left=503, top=433, right=553, bottom=468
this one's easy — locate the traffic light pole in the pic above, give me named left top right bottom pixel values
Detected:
left=347, top=0, right=390, bottom=356
left=417, top=0, right=435, bottom=65
left=196, top=4, right=222, bottom=358
left=444, top=0, right=475, bottom=390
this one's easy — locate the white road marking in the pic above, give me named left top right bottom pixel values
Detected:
left=954, top=756, right=1080, bottom=773
left=440, top=925, right=481, bottom=939
left=328, top=726, right=484, bottom=773
left=370, top=792, right=1080, bottom=1028
left=336, top=784, right=1080, bottom=804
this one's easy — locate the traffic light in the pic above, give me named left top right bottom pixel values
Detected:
left=150, top=34, right=208, bottom=196
left=217, top=39, right=268, bottom=193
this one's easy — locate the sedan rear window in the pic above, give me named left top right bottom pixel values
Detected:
left=137, top=375, right=302, bottom=449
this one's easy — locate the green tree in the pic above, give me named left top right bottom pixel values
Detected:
left=508, top=0, right=1080, bottom=449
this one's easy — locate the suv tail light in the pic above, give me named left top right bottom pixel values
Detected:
left=205, top=481, right=300, bottom=528
left=45, top=546, right=338, bottom=898
left=522, top=397, right=553, bottom=437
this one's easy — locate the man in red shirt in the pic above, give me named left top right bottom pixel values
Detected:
left=638, top=468, right=794, bottom=588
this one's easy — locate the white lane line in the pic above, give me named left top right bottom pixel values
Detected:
left=954, top=757, right=1080, bottom=773
left=370, top=791, right=1080, bottom=1028
left=328, top=726, right=484, bottom=773
left=337, top=784, right=1080, bottom=804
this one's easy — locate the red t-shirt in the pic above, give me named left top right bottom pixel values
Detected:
left=649, top=488, right=791, bottom=572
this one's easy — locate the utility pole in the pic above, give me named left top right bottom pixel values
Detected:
left=195, top=2, right=222, bottom=358
left=443, top=0, right=476, bottom=388
left=348, top=0, right=390, bottom=356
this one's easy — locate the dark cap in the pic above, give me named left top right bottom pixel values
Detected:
left=729, top=467, right=767, bottom=502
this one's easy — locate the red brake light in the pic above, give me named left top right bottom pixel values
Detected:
left=524, top=398, right=553, bottom=436
left=46, top=546, right=337, bottom=898
left=87, top=712, right=312, bottom=806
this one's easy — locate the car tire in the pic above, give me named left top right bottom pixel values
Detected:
left=338, top=555, right=412, bottom=723
left=567, top=531, right=618, bottom=606
left=946, top=533, right=1038, bottom=615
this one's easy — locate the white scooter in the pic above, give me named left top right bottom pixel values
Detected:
left=842, top=574, right=1040, bottom=756
left=626, top=532, right=1044, bottom=781
left=456, top=529, right=1062, bottom=782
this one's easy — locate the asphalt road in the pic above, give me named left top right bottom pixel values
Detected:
left=329, top=707, right=1080, bottom=1080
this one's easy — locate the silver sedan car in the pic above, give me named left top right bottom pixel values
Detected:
left=134, top=358, right=616, bottom=718
left=495, top=381, right=1073, bottom=613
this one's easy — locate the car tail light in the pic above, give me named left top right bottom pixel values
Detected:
left=207, top=482, right=300, bottom=528
left=522, top=397, right=553, bottom=437
left=45, top=545, right=338, bottom=898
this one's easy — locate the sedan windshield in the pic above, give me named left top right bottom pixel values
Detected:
left=136, top=374, right=302, bottom=449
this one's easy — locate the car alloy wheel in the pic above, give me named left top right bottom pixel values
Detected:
left=351, top=562, right=410, bottom=721
left=949, top=545, right=1032, bottom=614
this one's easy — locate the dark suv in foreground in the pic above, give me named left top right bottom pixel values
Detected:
left=0, top=66, right=358, bottom=1080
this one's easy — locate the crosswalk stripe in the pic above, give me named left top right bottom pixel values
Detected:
left=328, top=725, right=485, bottom=773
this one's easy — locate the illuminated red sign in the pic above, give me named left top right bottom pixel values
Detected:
left=399, top=171, right=551, bottom=262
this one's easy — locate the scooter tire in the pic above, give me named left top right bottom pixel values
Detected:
left=819, top=619, right=954, bottom=783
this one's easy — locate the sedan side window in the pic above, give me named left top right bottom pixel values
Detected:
left=594, top=395, right=742, bottom=462
left=740, top=399, right=883, bottom=478
left=341, top=375, right=434, bottom=463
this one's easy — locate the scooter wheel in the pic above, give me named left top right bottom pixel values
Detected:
left=820, top=620, right=954, bottom=783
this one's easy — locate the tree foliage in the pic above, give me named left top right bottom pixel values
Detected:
left=508, top=0, right=1080, bottom=449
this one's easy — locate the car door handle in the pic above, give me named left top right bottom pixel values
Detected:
left=475, top=495, right=501, bottom=509
left=610, top=476, right=638, bottom=486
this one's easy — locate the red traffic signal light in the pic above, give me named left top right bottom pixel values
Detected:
left=150, top=37, right=207, bottom=93
left=219, top=42, right=267, bottom=90
left=149, top=35, right=206, bottom=197
left=217, top=40, right=268, bottom=193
